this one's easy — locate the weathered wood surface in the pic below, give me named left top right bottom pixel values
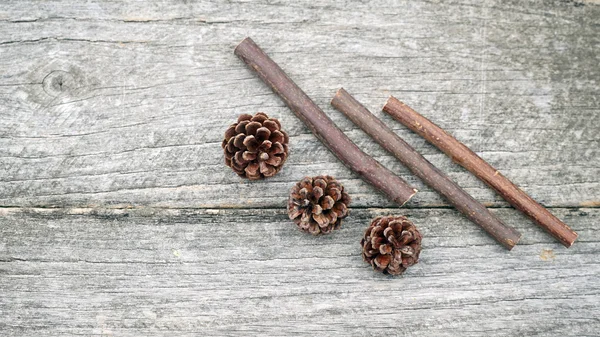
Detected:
left=1, top=0, right=599, bottom=336
left=1, top=207, right=599, bottom=336
left=1, top=0, right=599, bottom=209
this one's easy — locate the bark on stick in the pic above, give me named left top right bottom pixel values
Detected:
left=332, top=88, right=521, bottom=250
left=234, top=38, right=417, bottom=205
left=383, top=96, right=577, bottom=247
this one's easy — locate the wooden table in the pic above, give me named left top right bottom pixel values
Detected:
left=1, top=1, right=599, bottom=335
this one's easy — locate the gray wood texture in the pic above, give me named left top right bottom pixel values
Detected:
left=1, top=207, right=599, bottom=336
left=0, top=0, right=598, bottom=335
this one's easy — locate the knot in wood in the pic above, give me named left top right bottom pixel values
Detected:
left=42, top=70, right=76, bottom=97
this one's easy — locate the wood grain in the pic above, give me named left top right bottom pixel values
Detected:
left=1, top=207, right=599, bottom=336
left=0, top=0, right=599, bottom=336
left=0, top=0, right=598, bottom=209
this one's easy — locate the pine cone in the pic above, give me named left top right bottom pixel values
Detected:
left=222, top=112, right=289, bottom=180
left=287, top=175, right=351, bottom=235
left=361, top=216, right=422, bottom=275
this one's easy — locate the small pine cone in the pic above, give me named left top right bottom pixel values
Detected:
left=222, top=112, right=289, bottom=180
left=287, top=175, right=351, bottom=235
left=361, top=216, right=422, bottom=276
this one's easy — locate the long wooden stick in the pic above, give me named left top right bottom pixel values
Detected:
left=234, top=38, right=417, bottom=206
left=383, top=96, right=578, bottom=247
left=332, top=88, right=521, bottom=250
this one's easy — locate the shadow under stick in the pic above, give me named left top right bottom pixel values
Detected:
left=331, top=88, right=521, bottom=250
left=234, top=38, right=417, bottom=206
left=383, top=96, right=577, bottom=247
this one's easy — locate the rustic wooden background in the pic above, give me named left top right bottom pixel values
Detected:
left=1, top=0, right=599, bottom=335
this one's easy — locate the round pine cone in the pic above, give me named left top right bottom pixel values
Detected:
left=222, top=112, right=289, bottom=180
left=361, top=216, right=422, bottom=275
left=287, top=175, right=351, bottom=235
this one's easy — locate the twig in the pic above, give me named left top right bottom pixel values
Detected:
left=383, top=96, right=578, bottom=247
left=234, top=38, right=417, bottom=206
left=332, top=88, right=521, bottom=250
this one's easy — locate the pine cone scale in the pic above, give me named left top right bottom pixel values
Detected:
left=224, top=126, right=237, bottom=140
left=245, top=121, right=261, bottom=135
left=321, top=196, right=334, bottom=210
left=238, top=113, right=253, bottom=122
left=243, top=135, right=258, bottom=152
left=235, top=120, right=249, bottom=134
left=263, top=120, right=279, bottom=132
left=242, top=151, right=256, bottom=161
left=327, top=211, right=338, bottom=223
left=255, top=127, right=270, bottom=140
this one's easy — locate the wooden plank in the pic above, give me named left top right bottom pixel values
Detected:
left=1, top=2, right=598, bottom=336
left=1, top=0, right=599, bottom=208
left=0, top=207, right=598, bottom=336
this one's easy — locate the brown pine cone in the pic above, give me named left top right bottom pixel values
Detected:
left=222, top=112, right=289, bottom=180
left=287, top=175, right=351, bottom=235
left=361, top=216, right=422, bottom=275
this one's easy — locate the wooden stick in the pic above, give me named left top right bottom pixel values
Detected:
left=332, top=88, right=521, bottom=250
left=383, top=96, right=578, bottom=247
left=234, top=38, right=417, bottom=206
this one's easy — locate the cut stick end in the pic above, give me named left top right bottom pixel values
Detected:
left=505, top=234, right=522, bottom=251
left=234, top=37, right=253, bottom=55
left=331, top=88, right=347, bottom=106
left=397, top=188, right=419, bottom=207
left=382, top=95, right=409, bottom=114
left=382, top=96, right=397, bottom=112
left=563, top=231, right=578, bottom=248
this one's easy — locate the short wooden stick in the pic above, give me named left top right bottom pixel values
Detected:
left=332, top=88, right=521, bottom=250
left=234, top=38, right=417, bottom=206
left=383, top=96, right=578, bottom=247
